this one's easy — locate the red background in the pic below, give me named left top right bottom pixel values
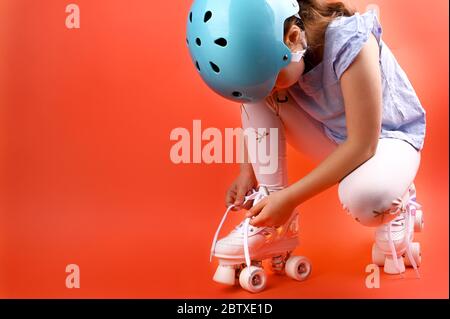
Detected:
left=0, top=0, right=448, bottom=298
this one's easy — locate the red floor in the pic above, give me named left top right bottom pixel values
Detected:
left=0, top=148, right=448, bottom=299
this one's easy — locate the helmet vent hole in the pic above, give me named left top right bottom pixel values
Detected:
left=209, top=62, right=220, bottom=73
left=195, top=61, right=200, bottom=71
left=232, top=91, right=242, bottom=98
left=189, top=12, right=192, bottom=23
left=196, top=38, right=202, bottom=46
left=214, top=38, right=227, bottom=47
left=204, top=11, right=212, bottom=23
left=283, top=54, right=289, bottom=61
left=186, top=38, right=189, bottom=45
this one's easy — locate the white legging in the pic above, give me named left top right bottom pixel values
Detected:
left=241, top=90, right=421, bottom=227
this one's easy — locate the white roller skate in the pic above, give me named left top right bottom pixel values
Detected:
left=371, top=183, right=423, bottom=277
left=210, top=186, right=311, bottom=293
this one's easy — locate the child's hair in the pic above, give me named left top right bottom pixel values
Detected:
left=284, top=0, right=355, bottom=69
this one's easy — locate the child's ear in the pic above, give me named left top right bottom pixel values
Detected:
left=284, top=25, right=302, bottom=50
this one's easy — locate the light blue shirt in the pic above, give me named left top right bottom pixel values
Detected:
left=288, top=10, right=426, bottom=151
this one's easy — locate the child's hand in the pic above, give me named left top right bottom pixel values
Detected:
left=225, top=171, right=257, bottom=210
left=245, top=188, right=297, bottom=227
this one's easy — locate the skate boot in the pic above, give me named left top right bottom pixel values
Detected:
left=408, top=183, right=424, bottom=233
left=371, top=183, right=423, bottom=277
left=210, top=185, right=311, bottom=293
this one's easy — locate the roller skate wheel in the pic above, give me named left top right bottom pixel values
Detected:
left=238, top=266, right=267, bottom=293
left=405, top=242, right=422, bottom=267
left=372, top=243, right=385, bottom=266
left=213, top=265, right=236, bottom=286
left=285, top=256, right=311, bottom=281
left=384, top=255, right=405, bottom=274
left=414, top=210, right=424, bottom=232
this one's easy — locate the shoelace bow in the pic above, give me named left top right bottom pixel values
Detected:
left=387, top=194, right=422, bottom=278
left=210, top=186, right=282, bottom=268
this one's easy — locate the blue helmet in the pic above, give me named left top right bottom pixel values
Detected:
left=186, top=0, right=300, bottom=103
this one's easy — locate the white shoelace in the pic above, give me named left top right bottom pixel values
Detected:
left=387, top=195, right=422, bottom=278
left=210, top=185, right=282, bottom=268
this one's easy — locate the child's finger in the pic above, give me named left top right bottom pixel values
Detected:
left=242, top=200, right=253, bottom=210
left=245, top=198, right=266, bottom=217
left=225, top=188, right=236, bottom=208
left=245, top=208, right=259, bottom=218
left=249, top=213, right=267, bottom=227
left=234, top=187, right=247, bottom=206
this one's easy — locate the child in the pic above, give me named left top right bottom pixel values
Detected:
left=187, top=0, right=426, bottom=290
